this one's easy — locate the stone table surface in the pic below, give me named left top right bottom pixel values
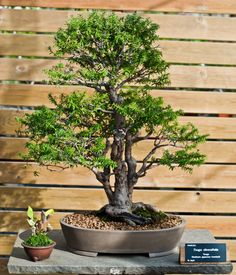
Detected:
left=8, top=229, right=233, bottom=274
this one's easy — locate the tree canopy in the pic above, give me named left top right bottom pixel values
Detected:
left=18, top=11, right=206, bottom=191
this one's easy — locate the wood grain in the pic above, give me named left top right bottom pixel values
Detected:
left=0, top=236, right=15, bottom=255
left=1, top=137, right=236, bottom=164
left=1, top=109, right=236, bottom=139
left=1, top=0, right=236, bottom=14
left=1, top=162, right=236, bottom=189
left=0, top=211, right=235, bottom=237
left=0, top=187, right=235, bottom=213
left=1, top=58, right=236, bottom=89
left=2, top=34, right=236, bottom=65
left=2, top=84, right=236, bottom=115
left=1, top=10, right=236, bottom=42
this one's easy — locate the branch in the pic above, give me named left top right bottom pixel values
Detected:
left=132, top=130, right=153, bottom=143
left=136, top=136, right=188, bottom=178
left=102, top=138, right=111, bottom=156
left=90, top=167, right=114, bottom=203
left=115, top=67, right=147, bottom=90
left=45, top=164, right=70, bottom=172
left=136, top=161, right=161, bottom=178
left=125, top=133, right=137, bottom=189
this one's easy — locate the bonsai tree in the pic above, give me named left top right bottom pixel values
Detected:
left=18, top=12, right=206, bottom=226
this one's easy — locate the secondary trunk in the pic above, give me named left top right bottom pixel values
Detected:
left=111, top=163, right=132, bottom=212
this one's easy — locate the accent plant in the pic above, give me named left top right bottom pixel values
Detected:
left=24, top=206, right=54, bottom=247
left=18, top=11, right=206, bottom=226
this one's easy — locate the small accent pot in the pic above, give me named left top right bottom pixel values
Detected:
left=22, top=242, right=56, bottom=262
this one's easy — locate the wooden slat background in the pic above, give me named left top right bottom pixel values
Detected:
left=0, top=1, right=235, bottom=275
left=1, top=137, right=236, bottom=163
left=2, top=34, right=236, bottom=65
left=1, top=58, right=236, bottom=89
left=2, top=0, right=236, bottom=14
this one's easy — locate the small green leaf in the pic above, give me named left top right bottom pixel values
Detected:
left=27, top=206, right=34, bottom=220
left=45, top=209, right=54, bottom=217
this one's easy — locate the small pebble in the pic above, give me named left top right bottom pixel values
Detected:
left=63, top=211, right=182, bottom=231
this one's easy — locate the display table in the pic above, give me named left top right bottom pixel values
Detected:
left=8, top=229, right=233, bottom=274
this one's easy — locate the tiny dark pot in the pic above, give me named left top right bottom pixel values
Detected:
left=22, top=242, right=56, bottom=262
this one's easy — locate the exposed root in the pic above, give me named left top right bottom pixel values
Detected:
left=132, top=202, right=159, bottom=213
left=97, top=203, right=166, bottom=226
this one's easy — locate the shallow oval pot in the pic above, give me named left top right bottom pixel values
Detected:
left=60, top=216, right=186, bottom=257
left=22, top=242, right=56, bottom=262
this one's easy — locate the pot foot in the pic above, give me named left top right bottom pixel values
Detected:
left=149, top=247, right=178, bottom=258
left=68, top=246, right=98, bottom=257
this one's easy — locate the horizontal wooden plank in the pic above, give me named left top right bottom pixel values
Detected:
left=1, top=211, right=235, bottom=237
left=179, top=116, right=236, bottom=139
left=0, top=84, right=93, bottom=107
left=0, top=187, right=235, bottom=213
left=1, top=109, right=236, bottom=139
left=135, top=140, right=236, bottom=163
left=160, top=40, right=236, bottom=65
left=1, top=137, right=236, bottom=164
left=0, top=109, right=28, bottom=136
left=2, top=84, right=236, bottom=115
left=0, top=236, right=15, bottom=256
left=168, top=65, right=236, bottom=89
left=1, top=10, right=236, bottom=42
left=2, top=34, right=236, bottom=65
left=2, top=0, right=236, bottom=14
left=183, top=216, right=236, bottom=238
left=1, top=58, right=236, bottom=89
left=1, top=162, right=236, bottom=189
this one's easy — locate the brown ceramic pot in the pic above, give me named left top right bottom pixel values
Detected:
left=60, top=215, right=186, bottom=257
left=22, top=242, right=56, bottom=261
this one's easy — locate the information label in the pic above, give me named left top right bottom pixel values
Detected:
left=185, top=243, right=227, bottom=263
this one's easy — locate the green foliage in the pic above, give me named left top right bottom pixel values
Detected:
left=47, top=11, right=169, bottom=89
left=24, top=233, right=53, bottom=247
left=18, top=92, right=116, bottom=169
left=133, top=208, right=167, bottom=223
left=18, top=11, right=207, bottom=194
left=27, top=206, right=37, bottom=229
left=45, top=209, right=54, bottom=217
left=18, top=89, right=206, bottom=172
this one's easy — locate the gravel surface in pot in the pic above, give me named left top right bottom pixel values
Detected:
left=63, top=211, right=182, bottom=231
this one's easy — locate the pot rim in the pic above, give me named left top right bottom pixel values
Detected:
left=60, top=214, right=186, bottom=233
left=21, top=241, right=56, bottom=249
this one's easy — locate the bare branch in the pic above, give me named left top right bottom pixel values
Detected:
left=115, top=67, right=147, bottom=90
left=137, top=161, right=160, bottom=178
left=102, top=138, right=111, bottom=156
left=45, top=164, right=70, bottom=172
left=90, top=167, right=114, bottom=203
left=132, top=130, right=153, bottom=143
